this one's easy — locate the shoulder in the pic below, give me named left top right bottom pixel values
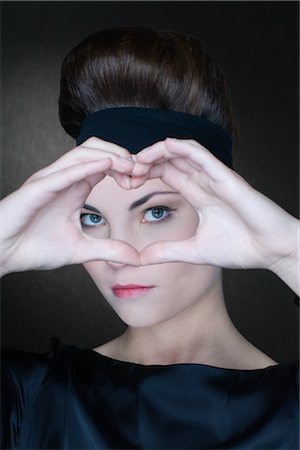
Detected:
left=1, top=338, right=76, bottom=449
left=2, top=337, right=68, bottom=398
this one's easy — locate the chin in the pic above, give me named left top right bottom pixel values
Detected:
left=105, top=297, right=190, bottom=330
left=109, top=305, right=163, bottom=329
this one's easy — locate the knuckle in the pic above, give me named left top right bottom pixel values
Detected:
left=77, top=136, right=102, bottom=149
left=84, top=136, right=100, bottom=145
left=23, top=170, right=43, bottom=184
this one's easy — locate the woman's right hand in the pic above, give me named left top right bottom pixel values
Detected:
left=0, top=138, right=140, bottom=276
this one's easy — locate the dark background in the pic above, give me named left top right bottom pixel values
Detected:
left=1, top=1, right=299, bottom=362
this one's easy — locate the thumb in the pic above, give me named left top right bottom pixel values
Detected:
left=140, top=238, right=201, bottom=265
left=72, top=237, right=141, bottom=266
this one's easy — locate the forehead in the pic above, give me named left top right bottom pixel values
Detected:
left=85, top=175, right=178, bottom=208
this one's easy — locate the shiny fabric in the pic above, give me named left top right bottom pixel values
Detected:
left=76, top=107, right=233, bottom=168
left=1, top=337, right=299, bottom=449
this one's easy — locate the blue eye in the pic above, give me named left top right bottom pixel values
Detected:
left=80, top=213, right=104, bottom=227
left=142, top=206, right=173, bottom=223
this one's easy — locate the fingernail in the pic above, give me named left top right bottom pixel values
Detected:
left=120, top=156, right=134, bottom=163
left=131, top=163, right=140, bottom=176
left=125, top=176, right=132, bottom=189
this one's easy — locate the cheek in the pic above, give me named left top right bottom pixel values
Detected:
left=143, top=208, right=199, bottom=243
left=185, top=215, right=199, bottom=239
left=173, top=207, right=199, bottom=240
left=83, top=261, right=106, bottom=288
left=163, top=262, right=218, bottom=292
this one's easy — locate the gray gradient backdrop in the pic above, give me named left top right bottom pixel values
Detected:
left=1, top=1, right=299, bottom=362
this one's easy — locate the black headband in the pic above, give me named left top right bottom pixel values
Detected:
left=76, top=107, right=233, bottom=168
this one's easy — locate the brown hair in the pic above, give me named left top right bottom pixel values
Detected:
left=59, top=27, right=238, bottom=150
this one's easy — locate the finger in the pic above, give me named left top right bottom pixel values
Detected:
left=79, top=137, right=132, bottom=156
left=162, top=140, right=295, bottom=239
left=27, top=140, right=134, bottom=181
left=135, top=139, right=205, bottom=180
left=131, top=160, right=189, bottom=191
left=164, top=138, right=234, bottom=182
left=138, top=137, right=235, bottom=183
left=131, top=162, right=152, bottom=177
left=136, top=140, right=176, bottom=165
left=140, top=238, right=203, bottom=265
left=132, top=161, right=213, bottom=209
left=165, top=139, right=259, bottom=206
left=105, top=170, right=132, bottom=190
left=30, top=158, right=112, bottom=193
left=11, top=159, right=113, bottom=220
left=73, top=237, right=141, bottom=266
left=129, top=174, right=149, bottom=189
left=166, top=157, right=196, bottom=175
left=115, top=155, right=199, bottom=191
left=130, top=164, right=168, bottom=188
left=136, top=154, right=207, bottom=186
left=28, top=153, right=134, bottom=183
left=85, top=172, right=108, bottom=188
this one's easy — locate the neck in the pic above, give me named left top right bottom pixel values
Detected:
left=96, top=274, right=277, bottom=369
left=115, top=276, right=250, bottom=367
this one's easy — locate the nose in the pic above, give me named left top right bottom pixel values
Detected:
left=105, top=224, right=142, bottom=269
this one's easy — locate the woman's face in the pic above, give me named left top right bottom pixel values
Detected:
left=82, top=175, right=220, bottom=328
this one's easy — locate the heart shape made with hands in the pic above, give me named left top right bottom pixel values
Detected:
left=95, top=138, right=207, bottom=267
left=99, top=136, right=268, bottom=271
left=6, top=136, right=279, bottom=273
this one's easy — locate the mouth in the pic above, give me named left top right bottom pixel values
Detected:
left=111, top=284, right=155, bottom=299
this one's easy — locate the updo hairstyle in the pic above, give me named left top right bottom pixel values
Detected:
left=59, top=27, right=238, bottom=153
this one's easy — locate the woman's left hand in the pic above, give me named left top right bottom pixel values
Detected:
left=133, top=138, right=299, bottom=293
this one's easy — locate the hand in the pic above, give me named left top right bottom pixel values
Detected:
left=133, top=138, right=299, bottom=279
left=0, top=138, right=140, bottom=276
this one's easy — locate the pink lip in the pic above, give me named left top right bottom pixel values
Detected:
left=111, top=284, right=154, bottom=299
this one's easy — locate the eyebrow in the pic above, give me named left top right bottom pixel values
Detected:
left=82, top=191, right=179, bottom=214
left=82, top=204, right=101, bottom=213
left=128, top=191, right=179, bottom=211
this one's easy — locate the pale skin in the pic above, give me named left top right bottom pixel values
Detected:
left=1, top=137, right=298, bottom=369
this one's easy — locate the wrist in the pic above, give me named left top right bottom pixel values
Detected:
left=268, top=234, right=299, bottom=296
left=0, top=266, right=9, bottom=278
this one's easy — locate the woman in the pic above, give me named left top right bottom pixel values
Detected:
left=1, top=27, right=299, bottom=449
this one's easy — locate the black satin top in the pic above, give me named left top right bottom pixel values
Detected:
left=1, top=337, right=299, bottom=449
